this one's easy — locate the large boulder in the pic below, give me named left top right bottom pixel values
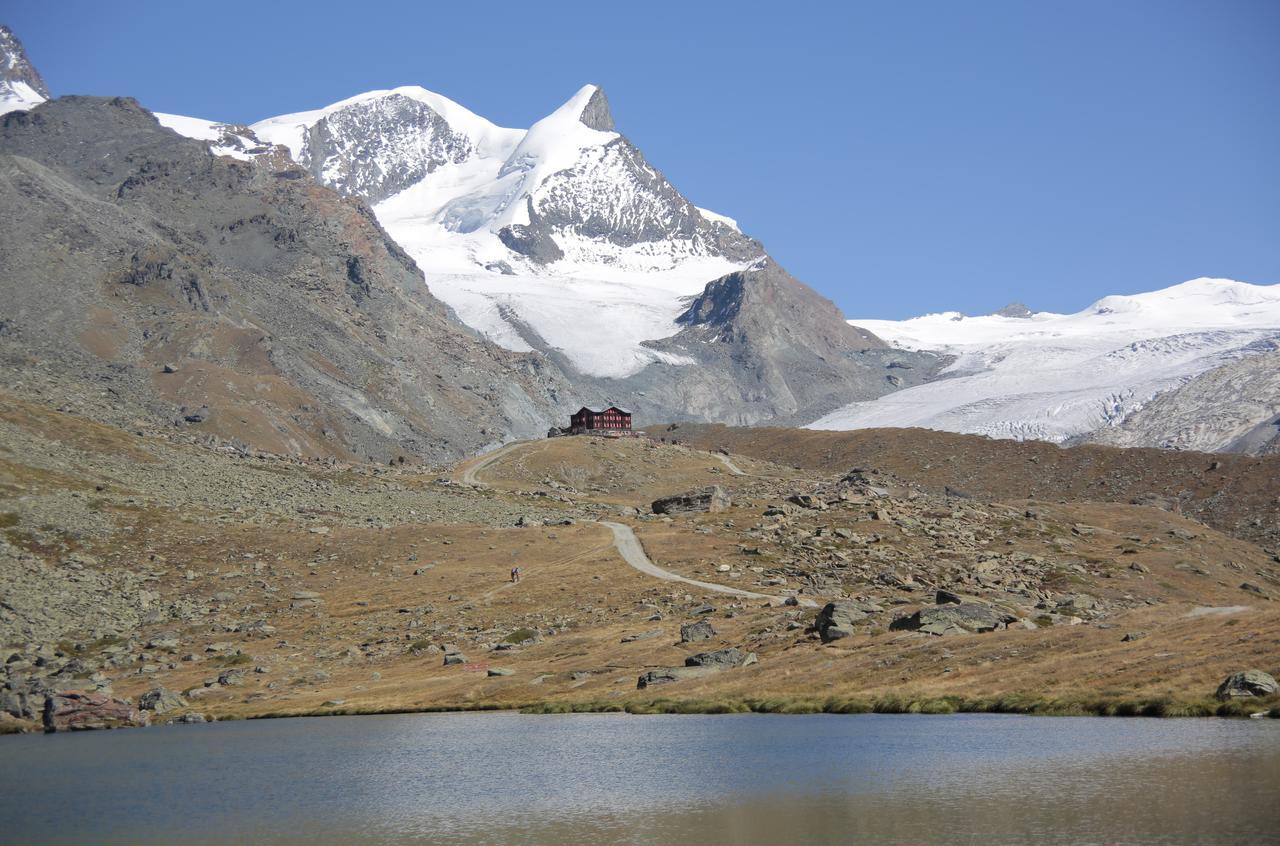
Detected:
left=1215, top=670, right=1278, bottom=701
left=814, top=601, right=871, bottom=642
left=43, top=691, right=148, bottom=732
left=680, top=620, right=717, bottom=643
left=685, top=648, right=756, bottom=669
left=890, top=603, right=1016, bottom=636
left=652, top=486, right=731, bottom=515
left=138, top=687, right=187, bottom=715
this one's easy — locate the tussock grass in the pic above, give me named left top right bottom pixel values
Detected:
left=234, top=692, right=1280, bottom=723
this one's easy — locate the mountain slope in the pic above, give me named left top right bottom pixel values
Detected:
left=810, top=278, right=1280, bottom=445
left=177, top=79, right=911, bottom=424
left=248, top=84, right=769, bottom=381
left=0, top=95, right=569, bottom=461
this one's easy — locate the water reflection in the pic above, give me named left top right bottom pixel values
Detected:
left=1, top=713, right=1276, bottom=845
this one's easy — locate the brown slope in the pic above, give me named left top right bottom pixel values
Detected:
left=645, top=423, right=1280, bottom=549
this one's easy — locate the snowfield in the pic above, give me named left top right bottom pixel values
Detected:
left=810, top=278, right=1280, bottom=442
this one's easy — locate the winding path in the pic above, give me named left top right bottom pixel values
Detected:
left=457, top=440, right=534, bottom=486
left=456, top=440, right=816, bottom=607
left=598, top=520, right=818, bottom=607
left=713, top=453, right=747, bottom=476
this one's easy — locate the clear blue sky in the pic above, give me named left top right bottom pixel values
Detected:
left=8, top=1, right=1279, bottom=318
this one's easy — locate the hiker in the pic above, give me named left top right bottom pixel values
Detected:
left=513, top=566, right=522, bottom=583
left=510, top=567, right=517, bottom=583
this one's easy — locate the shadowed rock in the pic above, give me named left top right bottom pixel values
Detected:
left=1216, top=670, right=1278, bottom=701
left=653, top=486, right=730, bottom=515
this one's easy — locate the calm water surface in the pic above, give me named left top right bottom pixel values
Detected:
left=2, top=712, right=1278, bottom=845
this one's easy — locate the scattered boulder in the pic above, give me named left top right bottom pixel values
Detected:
left=680, top=620, right=716, bottom=643
left=443, top=651, right=466, bottom=666
left=1215, top=670, right=1278, bottom=701
left=138, top=687, right=186, bottom=714
left=684, top=648, right=756, bottom=669
left=814, top=600, right=870, bottom=642
left=43, top=691, right=147, bottom=732
left=1054, top=594, right=1099, bottom=615
left=637, top=666, right=715, bottom=688
left=652, top=486, right=730, bottom=515
left=786, top=494, right=826, bottom=511
left=621, top=629, right=662, bottom=643
left=890, top=603, right=1016, bottom=636
left=216, top=670, right=245, bottom=687
left=935, top=589, right=964, bottom=605
left=487, top=668, right=515, bottom=677
left=1121, top=631, right=1148, bottom=642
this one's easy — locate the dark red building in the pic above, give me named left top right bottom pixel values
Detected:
left=569, top=405, right=632, bottom=434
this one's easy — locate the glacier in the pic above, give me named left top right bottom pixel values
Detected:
left=810, top=278, right=1280, bottom=442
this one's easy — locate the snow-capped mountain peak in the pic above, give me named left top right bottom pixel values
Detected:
left=156, top=80, right=777, bottom=379
left=0, top=25, right=49, bottom=115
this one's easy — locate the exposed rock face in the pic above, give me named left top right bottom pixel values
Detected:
left=512, top=133, right=761, bottom=264
left=992, top=302, right=1034, bottom=318
left=296, top=93, right=479, bottom=204
left=0, top=96, right=570, bottom=462
left=1086, top=347, right=1280, bottom=456
left=577, top=87, right=614, bottom=131
left=607, top=262, right=943, bottom=426
left=1215, top=670, right=1278, bottom=701
left=889, top=603, right=1015, bottom=636
left=652, top=486, right=731, bottom=515
left=43, top=691, right=147, bottom=732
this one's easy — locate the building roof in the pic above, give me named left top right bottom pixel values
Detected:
left=576, top=405, right=632, bottom=415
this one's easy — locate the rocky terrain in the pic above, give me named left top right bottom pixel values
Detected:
left=3, top=393, right=1277, bottom=733
left=0, top=94, right=571, bottom=463
left=653, top=423, right=1280, bottom=551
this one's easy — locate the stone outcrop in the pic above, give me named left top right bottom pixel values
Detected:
left=636, top=666, right=715, bottom=688
left=139, top=687, right=187, bottom=715
left=652, top=486, right=731, bottom=515
left=814, top=601, right=872, bottom=642
left=43, top=691, right=147, bottom=732
left=685, top=648, right=756, bottom=669
left=889, top=603, right=1016, bottom=636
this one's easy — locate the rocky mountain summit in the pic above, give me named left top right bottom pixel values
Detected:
left=0, top=26, right=47, bottom=114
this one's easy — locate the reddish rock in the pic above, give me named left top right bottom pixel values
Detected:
left=42, top=691, right=148, bottom=732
